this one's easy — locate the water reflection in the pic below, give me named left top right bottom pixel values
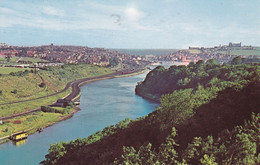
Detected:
left=12, top=139, right=26, bottom=146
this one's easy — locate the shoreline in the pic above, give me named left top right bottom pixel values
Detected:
left=0, top=68, right=147, bottom=144
left=135, top=90, right=160, bottom=103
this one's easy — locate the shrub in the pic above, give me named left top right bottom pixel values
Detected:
left=41, top=106, right=64, bottom=114
left=13, top=120, right=22, bottom=124
left=39, top=82, right=46, bottom=88
left=41, top=106, right=55, bottom=113
left=11, top=89, right=17, bottom=94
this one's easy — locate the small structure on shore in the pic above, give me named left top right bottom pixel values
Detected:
left=51, top=99, right=71, bottom=107
left=73, top=101, right=80, bottom=105
left=10, top=131, right=28, bottom=141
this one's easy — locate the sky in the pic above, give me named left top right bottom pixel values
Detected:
left=0, top=0, right=260, bottom=49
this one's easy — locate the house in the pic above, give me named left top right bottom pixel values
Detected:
left=51, top=99, right=71, bottom=107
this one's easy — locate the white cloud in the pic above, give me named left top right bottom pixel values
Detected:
left=42, top=6, right=65, bottom=16
left=124, top=7, right=145, bottom=21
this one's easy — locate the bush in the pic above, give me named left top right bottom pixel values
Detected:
left=11, top=89, right=17, bottom=94
left=9, top=72, right=15, bottom=76
left=41, top=106, right=55, bottom=113
left=39, top=82, right=46, bottom=88
left=13, top=120, right=22, bottom=124
left=41, top=106, right=64, bottom=114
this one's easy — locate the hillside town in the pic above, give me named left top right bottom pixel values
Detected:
left=0, top=42, right=259, bottom=69
left=0, top=43, right=150, bottom=70
left=154, top=42, right=259, bottom=64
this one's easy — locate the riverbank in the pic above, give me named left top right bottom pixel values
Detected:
left=0, top=105, right=80, bottom=145
left=135, top=89, right=160, bottom=103
left=0, top=68, right=147, bottom=144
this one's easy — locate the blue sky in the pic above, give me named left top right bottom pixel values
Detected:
left=0, top=0, right=260, bottom=48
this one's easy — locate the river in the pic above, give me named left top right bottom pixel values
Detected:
left=0, top=71, right=158, bottom=165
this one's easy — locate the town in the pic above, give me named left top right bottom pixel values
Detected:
left=154, top=42, right=259, bottom=64
left=0, top=42, right=259, bottom=70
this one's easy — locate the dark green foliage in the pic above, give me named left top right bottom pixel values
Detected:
left=41, top=106, right=68, bottom=114
left=9, top=70, right=30, bottom=77
left=181, top=113, right=259, bottom=165
left=136, top=61, right=259, bottom=101
left=114, top=128, right=180, bottom=165
left=231, top=56, right=242, bottom=65
left=39, top=82, right=46, bottom=88
left=5, top=54, right=11, bottom=62
left=42, top=62, right=260, bottom=165
left=109, top=57, right=119, bottom=67
left=11, top=89, right=17, bottom=94
left=206, top=59, right=219, bottom=66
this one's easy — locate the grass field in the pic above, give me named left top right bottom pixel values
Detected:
left=0, top=111, right=63, bottom=138
left=187, top=49, right=202, bottom=54
left=0, top=64, right=113, bottom=139
left=0, top=56, right=48, bottom=65
left=215, top=47, right=260, bottom=56
left=0, top=73, right=52, bottom=104
left=0, top=56, right=19, bottom=63
left=0, top=65, right=113, bottom=104
left=0, top=88, right=74, bottom=139
left=0, top=67, right=29, bottom=74
left=0, top=88, right=72, bottom=118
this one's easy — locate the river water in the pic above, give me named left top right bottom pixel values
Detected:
left=0, top=71, right=158, bottom=165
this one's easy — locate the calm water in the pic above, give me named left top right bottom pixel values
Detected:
left=0, top=71, right=158, bottom=165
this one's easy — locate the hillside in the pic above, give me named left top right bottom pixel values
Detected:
left=42, top=61, right=260, bottom=165
left=0, top=64, right=113, bottom=139
left=136, top=59, right=259, bottom=101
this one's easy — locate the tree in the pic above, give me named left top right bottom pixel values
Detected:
left=231, top=56, right=242, bottom=65
left=200, top=154, right=218, bottom=165
left=196, top=60, right=205, bottom=65
left=206, top=59, right=219, bottom=66
left=109, top=57, right=119, bottom=67
left=158, top=127, right=179, bottom=164
left=5, top=54, right=11, bottom=62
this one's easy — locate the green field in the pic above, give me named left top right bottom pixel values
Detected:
left=216, top=47, right=260, bottom=56
left=0, top=67, right=29, bottom=74
left=0, top=88, right=72, bottom=118
left=0, top=56, right=48, bottom=65
left=0, top=64, right=113, bottom=104
left=187, top=49, right=202, bottom=54
left=0, top=56, right=19, bottom=65
left=0, top=111, right=63, bottom=138
left=0, top=64, right=114, bottom=139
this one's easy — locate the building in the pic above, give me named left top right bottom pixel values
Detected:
left=51, top=99, right=71, bottom=107
left=228, top=42, right=241, bottom=47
